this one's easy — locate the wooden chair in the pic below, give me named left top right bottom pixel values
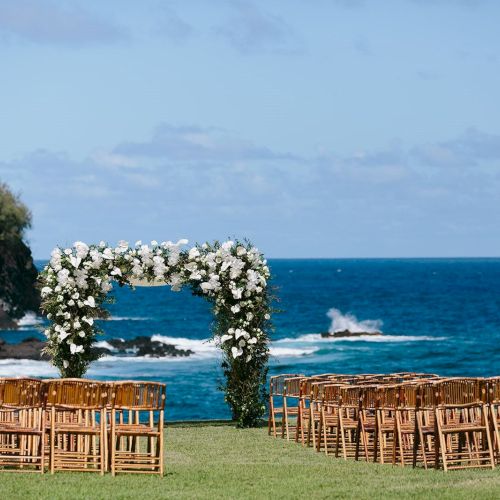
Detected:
left=358, top=385, right=379, bottom=462
left=268, top=374, right=303, bottom=438
left=488, top=377, right=500, bottom=464
left=318, top=383, right=345, bottom=455
left=298, top=377, right=332, bottom=447
left=337, top=385, right=362, bottom=460
left=282, top=376, right=305, bottom=441
left=374, top=385, right=399, bottom=464
left=110, top=381, right=166, bottom=475
left=434, top=378, right=494, bottom=471
left=45, top=378, right=109, bottom=474
left=412, top=380, right=440, bottom=469
left=392, top=382, right=421, bottom=467
left=0, top=378, right=45, bottom=472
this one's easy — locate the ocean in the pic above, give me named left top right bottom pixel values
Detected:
left=1, top=258, right=499, bottom=420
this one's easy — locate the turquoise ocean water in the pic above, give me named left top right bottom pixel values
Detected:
left=1, top=258, right=499, bottom=420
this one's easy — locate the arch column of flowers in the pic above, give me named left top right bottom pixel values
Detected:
left=39, top=239, right=271, bottom=427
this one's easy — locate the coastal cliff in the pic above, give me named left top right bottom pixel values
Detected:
left=0, top=182, right=40, bottom=328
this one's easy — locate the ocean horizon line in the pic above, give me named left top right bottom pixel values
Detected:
left=33, top=255, right=500, bottom=262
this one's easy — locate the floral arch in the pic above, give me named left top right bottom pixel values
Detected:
left=39, top=239, right=271, bottom=427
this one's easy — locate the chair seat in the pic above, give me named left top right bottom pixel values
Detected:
left=0, top=424, right=43, bottom=435
left=441, top=424, right=486, bottom=433
left=114, top=424, right=160, bottom=436
left=53, top=423, right=101, bottom=434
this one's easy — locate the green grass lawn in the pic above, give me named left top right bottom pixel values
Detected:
left=1, top=424, right=499, bottom=499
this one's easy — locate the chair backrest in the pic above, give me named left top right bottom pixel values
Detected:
left=399, top=382, right=419, bottom=408
left=435, top=378, right=486, bottom=407
left=488, top=377, right=500, bottom=404
left=340, top=386, right=362, bottom=408
left=111, top=381, right=166, bottom=410
left=45, top=378, right=110, bottom=409
left=360, top=385, right=379, bottom=410
left=0, top=378, right=45, bottom=407
left=269, top=374, right=303, bottom=396
left=322, top=383, right=344, bottom=405
left=416, top=381, right=439, bottom=409
left=378, top=385, right=401, bottom=409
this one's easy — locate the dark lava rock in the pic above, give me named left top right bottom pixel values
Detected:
left=104, top=336, right=194, bottom=358
left=0, top=337, right=49, bottom=360
left=320, top=330, right=383, bottom=338
left=0, top=336, right=194, bottom=360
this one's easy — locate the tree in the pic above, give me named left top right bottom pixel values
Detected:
left=0, top=182, right=39, bottom=326
left=0, top=182, right=32, bottom=241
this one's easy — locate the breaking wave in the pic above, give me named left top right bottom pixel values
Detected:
left=327, top=308, right=382, bottom=333
left=16, top=312, right=44, bottom=328
left=275, top=334, right=447, bottom=344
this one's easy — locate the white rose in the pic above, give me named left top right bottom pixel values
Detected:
left=231, top=346, right=243, bottom=358
left=84, top=296, right=96, bottom=308
left=70, top=343, right=84, bottom=355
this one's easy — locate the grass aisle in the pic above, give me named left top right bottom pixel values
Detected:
left=1, top=424, right=499, bottom=499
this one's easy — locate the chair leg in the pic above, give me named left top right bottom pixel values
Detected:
left=159, top=410, right=165, bottom=476
left=482, top=406, right=495, bottom=469
left=111, top=409, right=116, bottom=476
left=50, top=407, right=55, bottom=475
left=436, top=409, right=447, bottom=471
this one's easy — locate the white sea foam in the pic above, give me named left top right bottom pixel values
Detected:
left=151, top=335, right=317, bottom=359
left=94, top=340, right=118, bottom=352
left=105, top=316, right=152, bottom=321
left=0, top=359, right=57, bottom=377
left=327, top=308, right=382, bottom=333
left=151, top=334, right=218, bottom=358
left=276, top=333, right=447, bottom=344
left=16, top=312, right=44, bottom=327
left=268, top=346, right=318, bottom=357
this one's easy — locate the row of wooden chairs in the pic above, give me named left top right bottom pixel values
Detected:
left=0, top=378, right=166, bottom=475
left=268, top=373, right=500, bottom=471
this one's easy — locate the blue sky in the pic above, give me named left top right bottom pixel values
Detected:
left=0, top=0, right=499, bottom=258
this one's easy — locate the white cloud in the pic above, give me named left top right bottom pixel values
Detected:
left=0, top=0, right=128, bottom=46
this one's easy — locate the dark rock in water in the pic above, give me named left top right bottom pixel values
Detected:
left=0, top=336, right=194, bottom=360
left=320, top=330, right=382, bottom=338
left=0, top=337, right=49, bottom=360
left=103, top=336, right=194, bottom=358
left=0, top=238, right=41, bottom=329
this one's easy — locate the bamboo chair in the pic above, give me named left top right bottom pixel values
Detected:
left=295, top=376, right=315, bottom=445
left=374, top=385, right=399, bottom=464
left=358, top=385, right=380, bottom=462
left=298, top=376, right=335, bottom=447
left=488, top=377, right=500, bottom=464
left=434, top=378, right=494, bottom=471
left=392, top=382, right=422, bottom=467
left=318, top=383, right=345, bottom=455
left=46, top=379, right=109, bottom=474
left=413, top=380, right=440, bottom=469
left=282, top=376, right=304, bottom=441
left=337, top=385, right=362, bottom=460
left=0, top=378, right=45, bottom=472
left=110, top=381, right=166, bottom=476
left=268, top=374, right=303, bottom=438
left=305, top=380, right=330, bottom=450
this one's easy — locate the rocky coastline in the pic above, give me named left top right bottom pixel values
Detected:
left=0, top=336, right=194, bottom=361
left=320, top=329, right=382, bottom=338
